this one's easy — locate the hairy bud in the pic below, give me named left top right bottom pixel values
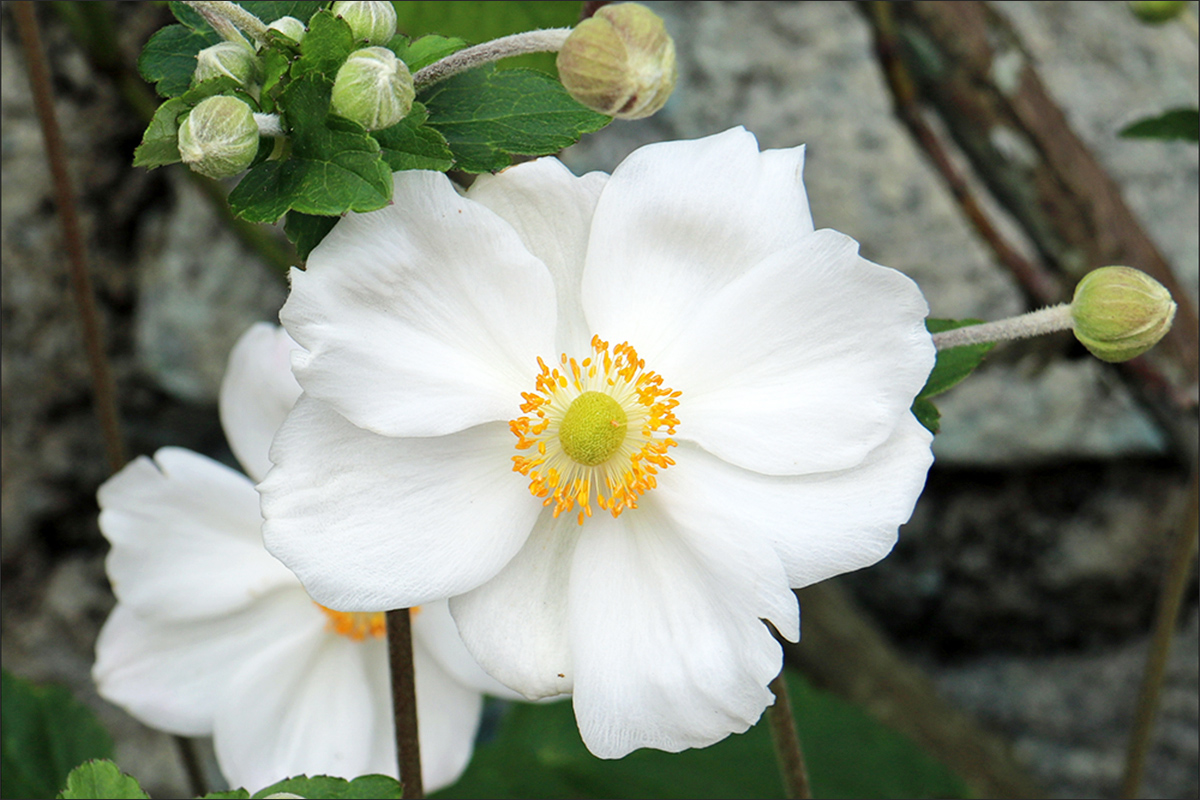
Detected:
left=193, top=41, right=260, bottom=88
left=1070, top=266, right=1176, bottom=362
left=557, top=3, right=677, bottom=120
left=178, top=95, right=259, bottom=179
left=331, top=46, right=415, bottom=131
left=331, top=1, right=397, bottom=45
left=267, top=16, right=307, bottom=44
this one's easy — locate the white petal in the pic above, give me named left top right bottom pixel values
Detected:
left=213, top=621, right=393, bottom=792
left=412, top=600, right=525, bottom=700
left=658, top=418, right=933, bottom=588
left=448, top=510, right=577, bottom=700
left=98, top=449, right=298, bottom=621
left=413, top=637, right=485, bottom=793
left=218, top=323, right=303, bottom=483
left=260, top=396, right=541, bottom=610
left=655, top=230, right=935, bottom=474
left=582, top=127, right=813, bottom=358
left=468, top=158, right=608, bottom=355
left=282, top=170, right=556, bottom=438
left=568, top=508, right=795, bottom=758
left=92, top=588, right=308, bottom=736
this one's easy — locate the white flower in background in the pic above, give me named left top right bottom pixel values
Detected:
left=93, top=323, right=514, bottom=793
left=260, top=127, right=937, bottom=758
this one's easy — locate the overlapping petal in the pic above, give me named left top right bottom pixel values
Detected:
left=581, top=127, right=814, bottom=359
left=412, top=600, right=526, bottom=701
left=649, top=230, right=934, bottom=475
left=99, top=448, right=298, bottom=621
left=261, top=396, right=542, bottom=611
left=568, top=508, right=795, bottom=758
left=448, top=512, right=579, bottom=700
left=656, top=417, right=932, bottom=588
left=468, top=159, right=608, bottom=356
left=283, top=170, right=556, bottom=439
left=219, top=323, right=303, bottom=483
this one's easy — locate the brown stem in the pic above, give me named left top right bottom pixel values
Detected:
left=767, top=670, right=812, bottom=800
left=1120, top=471, right=1199, bottom=798
left=13, top=0, right=126, bottom=475
left=386, top=608, right=424, bottom=799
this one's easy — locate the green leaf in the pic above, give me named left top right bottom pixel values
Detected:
left=292, top=9, right=356, bottom=80
left=284, top=211, right=340, bottom=260
left=248, top=774, right=403, bottom=799
left=260, top=46, right=294, bottom=111
left=228, top=75, right=391, bottom=223
left=373, top=103, right=456, bottom=172
left=422, top=66, right=610, bottom=173
left=1119, top=107, right=1199, bottom=143
left=396, top=1, right=583, bottom=74
left=133, top=98, right=187, bottom=168
left=241, top=1, right=326, bottom=24
left=179, top=75, right=253, bottom=106
left=918, top=318, right=995, bottom=398
left=138, top=23, right=220, bottom=97
left=57, top=760, right=148, bottom=800
left=911, top=397, right=942, bottom=436
left=395, top=34, right=469, bottom=72
left=200, top=790, right=251, bottom=799
left=435, top=670, right=968, bottom=799
left=2, top=670, right=114, bottom=800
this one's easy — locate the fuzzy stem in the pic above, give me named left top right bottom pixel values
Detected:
left=386, top=609, right=424, bottom=799
left=413, top=28, right=573, bottom=89
left=184, top=1, right=268, bottom=47
left=767, top=671, right=812, bottom=799
left=932, top=303, right=1073, bottom=350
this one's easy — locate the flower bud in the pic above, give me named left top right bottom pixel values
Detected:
left=1127, top=1, right=1189, bottom=23
left=331, top=1, right=397, bottom=45
left=556, top=3, right=677, bottom=120
left=267, top=16, right=307, bottom=44
left=1070, top=266, right=1176, bottom=362
left=330, top=46, right=414, bottom=131
left=193, top=41, right=261, bottom=88
left=178, top=95, right=259, bottom=179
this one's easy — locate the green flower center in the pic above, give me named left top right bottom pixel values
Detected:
left=558, top=391, right=628, bottom=466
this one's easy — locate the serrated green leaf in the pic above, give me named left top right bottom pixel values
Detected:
left=396, top=1, right=582, bottom=74
left=2, top=670, right=114, bottom=800
left=179, top=75, right=252, bottom=106
left=292, top=9, right=356, bottom=79
left=260, top=46, right=294, bottom=111
left=57, top=760, right=148, bottom=800
left=373, top=103, right=455, bottom=172
left=434, top=670, right=967, bottom=799
left=228, top=75, right=391, bottom=223
left=918, top=318, right=995, bottom=399
left=249, top=774, right=402, bottom=799
left=396, top=34, right=469, bottom=72
left=422, top=66, right=610, bottom=173
left=1119, top=107, right=1199, bottom=143
left=133, top=98, right=187, bottom=168
left=138, top=24, right=220, bottom=97
left=241, top=1, right=326, bottom=24
left=284, top=211, right=340, bottom=260
left=168, top=1, right=212, bottom=31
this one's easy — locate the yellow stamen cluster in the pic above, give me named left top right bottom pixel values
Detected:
left=316, top=605, right=387, bottom=641
left=511, top=335, right=680, bottom=525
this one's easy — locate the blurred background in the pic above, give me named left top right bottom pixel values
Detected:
left=2, top=2, right=1197, bottom=797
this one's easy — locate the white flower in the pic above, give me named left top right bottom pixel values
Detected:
left=260, top=127, right=937, bottom=758
left=93, top=323, right=515, bottom=793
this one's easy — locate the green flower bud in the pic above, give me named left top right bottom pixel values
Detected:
left=1127, top=1, right=1189, bottom=23
left=331, top=1, right=397, bottom=45
left=267, top=16, right=307, bottom=44
left=556, top=3, right=677, bottom=120
left=1070, top=266, right=1176, bottom=362
left=193, top=41, right=261, bottom=88
left=178, top=95, right=259, bottom=179
left=331, top=46, right=414, bottom=131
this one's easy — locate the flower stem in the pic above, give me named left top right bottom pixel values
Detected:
left=931, top=303, right=1073, bottom=350
left=183, top=1, right=268, bottom=47
left=1120, top=471, right=1199, bottom=798
left=413, top=29, right=572, bottom=89
left=386, top=608, right=424, bottom=799
left=767, top=670, right=812, bottom=799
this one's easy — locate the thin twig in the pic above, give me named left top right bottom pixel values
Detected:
left=386, top=608, right=424, bottom=799
left=12, top=1, right=126, bottom=474
left=1120, top=471, right=1199, bottom=798
left=413, top=29, right=572, bottom=89
left=767, top=670, right=812, bottom=800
